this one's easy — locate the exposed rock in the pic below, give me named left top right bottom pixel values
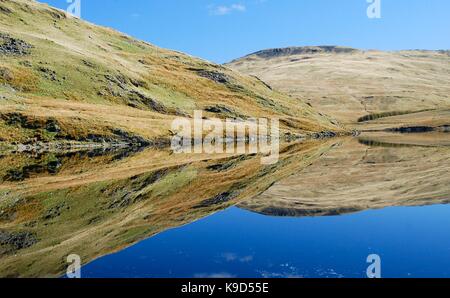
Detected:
left=19, top=60, right=32, bottom=67
left=194, top=191, right=238, bottom=209
left=311, top=131, right=337, bottom=139
left=42, top=203, right=70, bottom=221
left=386, top=126, right=435, bottom=133
left=128, top=90, right=167, bottom=114
left=0, top=4, right=13, bottom=14
left=106, top=168, right=173, bottom=209
left=102, top=74, right=182, bottom=115
left=204, top=105, right=246, bottom=119
left=0, top=33, right=33, bottom=56
left=47, top=160, right=62, bottom=173
left=0, top=230, right=38, bottom=250
left=138, top=59, right=150, bottom=65
left=251, top=75, right=273, bottom=90
left=204, top=105, right=234, bottom=114
left=82, top=59, right=96, bottom=68
left=46, top=8, right=66, bottom=20
left=252, top=206, right=361, bottom=217
left=194, top=69, right=231, bottom=84
left=111, top=128, right=150, bottom=146
left=207, top=155, right=251, bottom=172
left=129, top=78, right=147, bottom=88
left=104, top=73, right=128, bottom=90
left=1, top=112, right=41, bottom=129
left=0, top=66, right=13, bottom=81
left=4, top=159, right=62, bottom=181
left=45, top=119, right=61, bottom=133
left=37, top=66, right=59, bottom=82
left=243, top=46, right=358, bottom=59
left=439, top=125, right=450, bottom=133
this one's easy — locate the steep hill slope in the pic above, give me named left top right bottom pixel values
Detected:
left=0, top=1, right=342, bottom=148
left=227, top=46, right=450, bottom=128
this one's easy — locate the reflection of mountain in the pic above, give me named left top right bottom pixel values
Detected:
left=0, top=140, right=335, bottom=277
left=2, top=134, right=449, bottom=277
left=238, top=134, right=450, bottom=217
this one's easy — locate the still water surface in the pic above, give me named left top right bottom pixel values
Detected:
left=83, top=204, right=450, bottom=278
left=1, top=132, right=449, bottom=278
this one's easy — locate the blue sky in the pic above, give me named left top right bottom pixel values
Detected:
left=40, top=0, right=450, bottom=63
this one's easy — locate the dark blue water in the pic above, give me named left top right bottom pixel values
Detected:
left=82, top=204, right=450, bottom=278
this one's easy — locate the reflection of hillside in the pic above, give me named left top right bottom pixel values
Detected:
left=0, top=147, right=146, bottom=183
left=0, top=140, right=335, bottom=277
left=239, top=134, right=450, bottom=217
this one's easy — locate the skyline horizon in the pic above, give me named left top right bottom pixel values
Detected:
left=38, top=0, right=450, bottom=64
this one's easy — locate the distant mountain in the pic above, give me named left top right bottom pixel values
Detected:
left=230, top=46, right=359, bottom=61
left=227, top=46, right=450, bottom=128
left=0, top=0, right=342, bottom=148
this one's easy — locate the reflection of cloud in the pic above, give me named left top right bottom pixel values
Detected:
left=258, top=263, right=303, bottom=278
left=239, top=255, right=254, bottom=263
left=258, top=265, right=345, bottom=278
left=221, top=253, right=254, bottom=263
left=222, top=253, right=237, bottom=262
left=315, top=268, right=345, bottom=278
left=209, top=4, right=246, bottom=15
left=194, top=272, right=236, bottom=278
left=259, top=271, right=303, bottom=278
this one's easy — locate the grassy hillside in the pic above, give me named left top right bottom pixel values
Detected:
left=227, top=46, right=450, bottom=129
left=0, top=1, right=343, bottom=148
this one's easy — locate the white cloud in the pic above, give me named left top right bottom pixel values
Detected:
left=209, top=3, right=246, bottom=16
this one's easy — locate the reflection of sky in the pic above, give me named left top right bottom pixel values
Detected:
left=82, top=204, right=450, bottom=278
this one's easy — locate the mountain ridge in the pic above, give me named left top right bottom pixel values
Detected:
left=230, top=45, right=450, bottom=63
left=231, top=46, right=360, bottom=61
left=227, top=45, right=450, bottom=127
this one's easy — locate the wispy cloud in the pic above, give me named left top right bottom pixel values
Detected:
left=209, top=3, right=246, bottom=16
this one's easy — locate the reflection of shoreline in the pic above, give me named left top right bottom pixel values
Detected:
left=239, top=133, right=450, bottom=218
left=358, top=131, right=450, bottom=148
left=1, top=133, right=449, bottom=277
left=0, top=139, right=336, bottom=277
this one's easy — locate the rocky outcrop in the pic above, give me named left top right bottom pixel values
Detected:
left=0, top=33, right=32, bottom=56
left=194, top=69, right=231, bottom=84
left=0, top=230, right=38, bottom=251
left=242, top=46, right=358, bottom=59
